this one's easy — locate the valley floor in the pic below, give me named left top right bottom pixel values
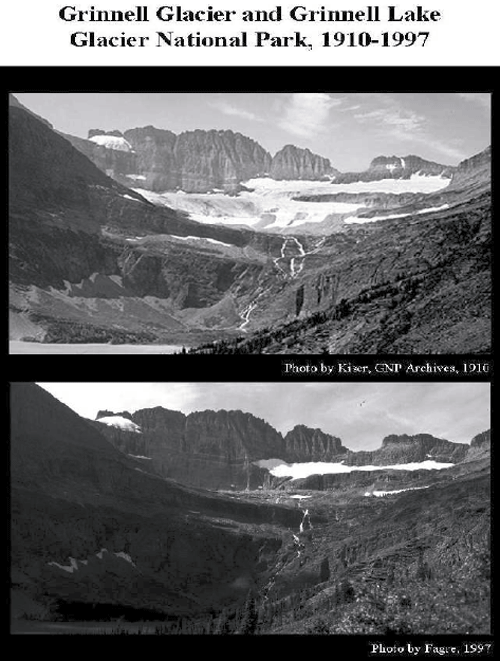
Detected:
left=11, top=620, right=166, bottom=635
left=9, top=341, right=184, bottom=354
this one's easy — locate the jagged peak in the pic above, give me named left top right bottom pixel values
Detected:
left=382, top=433, right=450, bottom=445
left=285, top=423, right=338, bottom=437
left=187, top=408, right=275, bottom=428
left=88, top=129, right=125, bottom=139
left=96, top=409, right=133, bottom=421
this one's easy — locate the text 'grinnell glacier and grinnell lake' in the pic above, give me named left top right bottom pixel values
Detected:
left=60, top=5, right=443, bottom=48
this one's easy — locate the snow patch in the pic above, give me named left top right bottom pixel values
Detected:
left=89, top=135, right=134, bottom=152
left=114, top=551, right=136, bottom=566
left=345, top=213, right=410, bottom=224
left=128, top=454, right=152, bottom=460
left=48, top=557, right=79, bottom=574
left=416, top=204, right=449, bottom=214
left=253, top=458, right=289, bottom=470
left=170, top=235, right=233, bottom=247
left=268, top=459, right=455, bottom=480
left=126, top=174, right=147, bottom=181
left=345, top=203, right=450, bottom=224
left=364, top=485, right=431, bottom=497
left=49, top=549, right=136, bottom=572
left=97, top=416, right=142, bottom=433
left=122, top=194, right=142, bottom=202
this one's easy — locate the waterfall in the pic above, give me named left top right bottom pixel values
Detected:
left=299, top=508, right=312, bottom=533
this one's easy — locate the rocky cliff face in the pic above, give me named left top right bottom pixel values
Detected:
left=283, top=425, right=346, bottom=461
left=462, top=429, right=491, bottom=463
left=345, top=434, right=468, bottom=466
left=334, top=154, right=454, bottom=184
left=171, top=129, right=271, bottom=192
left=94, top=407, right=479, bottom=491
left=470, top=429, right=490, bottom=448
left=95, top=408, right=285, bottom=490
left=269, top=145, right=335, bottom=180
left=65, top=126, right=337, bottom=193
left=65, top=127, right=271, bottom=193
left=443, top=146, right=491, bottom=196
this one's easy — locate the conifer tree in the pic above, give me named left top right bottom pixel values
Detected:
left=239, top=592, right=258, bottom=634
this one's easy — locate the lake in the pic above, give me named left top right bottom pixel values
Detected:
left=9, top=342, right=185, bottom=355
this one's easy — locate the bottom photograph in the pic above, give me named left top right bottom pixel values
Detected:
left=10, top=382, right=491, bottom=636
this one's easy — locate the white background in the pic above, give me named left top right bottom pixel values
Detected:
left=1, top=0, right=499, bottom=66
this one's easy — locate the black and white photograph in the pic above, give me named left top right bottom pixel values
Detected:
left=8, top=90, right=491, bottom=355
left=10, top=381, right=491, bottom=636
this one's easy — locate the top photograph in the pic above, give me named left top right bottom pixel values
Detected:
left=8, top=92, right=491, bottom=355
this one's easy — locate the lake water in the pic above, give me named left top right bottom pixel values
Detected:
left=9, top=342, right=184, bottom=355
left=11, top=619, right=168, bottom=635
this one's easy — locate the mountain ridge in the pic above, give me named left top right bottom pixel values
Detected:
left=92, top=405, right=481, bottom=490
left=64, top=126, right=337, bottom=192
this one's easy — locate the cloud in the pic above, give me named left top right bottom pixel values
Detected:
left=337, top=104, right=362, bottom=112
left=210, top=100, right=263, bottom=122
left=354, top=103, right=467, bottom=163
left=456, top=93, right=491, bottom=111
left=354, top=106, right=426, bottom=138
left=278, top=93, right=341, bottom=138
left=420, top=140, right=467, bottom=162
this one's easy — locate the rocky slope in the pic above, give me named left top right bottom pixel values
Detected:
left=11, top=384, right=302, bottom=623
left=9, top=102, right=286, bottom=342
left=433, top=145, right=491, bottom=202
left=195, top=162, right=491, bottom=354
left=462, top=429, right=491, bottom=463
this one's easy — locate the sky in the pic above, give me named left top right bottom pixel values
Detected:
left=36, top=382, right=490, bottom=450
left=15, top=92, right=491, bottom=171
